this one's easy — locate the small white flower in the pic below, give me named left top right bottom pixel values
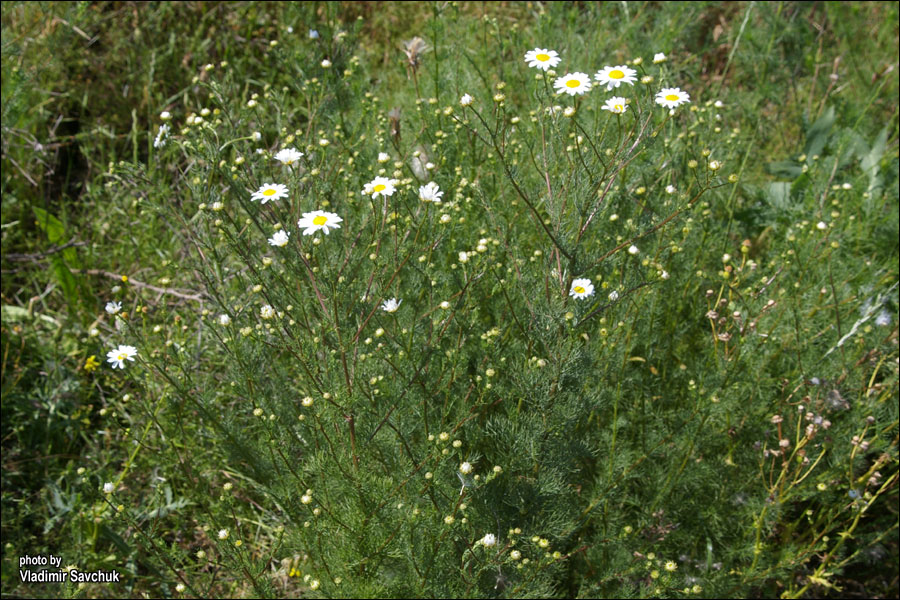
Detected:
left=875, top=310, right=892, bottom=327
left=268, top=230, right=291, bottom=247
left=440, top=214, right=451, bottom=224
left=381, top=298, right=402, bottom=313
left=440, top=301, right=451, bottom=310
left=481, top=533, right=497, bottom=547
left=594, top=65, right=638, bottom=91
left=377, top=152, right=391, bottom=163
left=218, top=314, right=232, bottom=326
left=105, top=301, right=122, bottom=315
left=153, top=124, right=170, bottom=149
left=524, top=48, right=561, bottom=71
left=816, top=221, right=828, bottom=231
left=251, top=183, right=289, bottom=204
left=459, top=461, right=473, bottom=475
left=419, top=181, right=443, bottom=203
left=628, top=245, right=640, bottom=255
left=321, top=59, right=332, bottom=68
left=218, top=529, right=229, bottom=540
left=103, top=482, right=115, bottom=494
left=554, top=72, right=592, bottom=96
left=563, top=106, right=576, bottom=117
left=175, top=583, right=185, bottom=593
left=458, top=251, right=469, bottom=263
left=653, top=52, right=667, bottom=64
left=260, top=305, right=275, bottom=320
left=363, top=176, right=398, bottom=198
left=160, top=111, right=172, bottom=121
left=655, top=87, right=691, bottom=109
left=714, top=100, right=724, bottom=108
left=608, top=290, right=619, bottom=302
left=601, top=96, right=628, bottom=114
left=569, top=278, right=595, bottom=300
left=106, top=344, right=138, bottom=369
left=252, top=131, right=262, bottom=141
left=460, top=93, right=473, bottom=107
left=297, top=210, right=343, bottom=236
left=665, top=185, right=677, bottom=194
left=274, top=147, right=304, bottom=165
left=309, top=29, right=319, bottom=39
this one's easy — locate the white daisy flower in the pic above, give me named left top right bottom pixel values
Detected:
left=260, top=305, right=275, bottom=319
left=459, top=93, right=473, bottom=107
left=363, top=176, right=398, bottom=198
left=628, top=245, right=640, bottom=255
left=105, top=301, right=122, bottom=315
left=419, top=181, right=443, bottom=203
left=601, top=96, right=628, bottom=114
left=524, top=48, right=561, bottom=71
left=653, top=52, right=667, bottom=64
left=459, top=461, right=473, bottom=475
left=553, top=72, right=592, bottom=96
left=377, top=152, right=391, bottom=163
left=218, top=529, right=229, bottom=540
left=655, top=87, right=691, bottom=108
left=106, top=344, right=138, bottom=369
left=608, top=290, right=619, bottom=302
left=251, top=183, right=289, bottom=204
left=153, top=124, right=170, bottom=149
left=218, top=314, right=232, bottom=326
left=569, top=278, right=595, bottom=300
left=381, top=298, right=402, bottom=313
left=274, top=147, right=304, bottom=165
left=594, top=65, right=638, bottom=91
left=665, top=184, right=677, bottom=194
left=481, top=533, right=497, bottom=547
left=268, top=230, right=290, bottom=247
left=103, top=482, right=115, bottom=494
left=297, top=210, right=343, bottom=235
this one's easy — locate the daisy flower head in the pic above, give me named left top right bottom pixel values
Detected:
left=594, top=65, right=637, bottom=91
left=363, top=176, right=398, bottom=199
left=459, top=93, right=473, bottom=107
left=274, top=147, right=304, bottom=165
left=569, top=278, right=595, bottom=300
left=260, top=305, right=275, bottom=320
left=107, top=344, right=138, bottom=369
left=251, top=183, right=289, bottom=204
left=524, top=48, right=561, bottom=71
left=601, top=96, right=628, bottom=114
left=653, top=52, right=667, bottom=64
left=105, top=301, right=122, bottom=315
left=381, top=298, right=402, bottom=313
left=482, top=533, right=497, bottom=547
left=298, top=210, right=343, bottom=236
left=655, top=87, right=690, bottom=109
left=419, top=181, right=443, bottom=203
left=268, top=230, right=290, bottom=247
left=554, top=72, right=592, bottom=96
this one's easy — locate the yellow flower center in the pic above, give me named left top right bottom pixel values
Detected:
left=609, top=69, right=625, bottom=79
left=118, top=353, right=127, bottom=361
left=263, top=188, right=276, bottom=196
left=666, top=94, right=680, bottom=101
left=373, top=184, right=386, bottom=192
left=615, top=104, right=624, bottom=112
left=574, top=286, right=585, bottom=294
left=566, top=79, right=580, bottom=88
left=536, top=53, right=550, bottom=62
left=313, top=216, right=327, bottom=226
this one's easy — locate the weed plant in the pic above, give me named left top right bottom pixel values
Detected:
left=2, top=2, right=898, bottom=598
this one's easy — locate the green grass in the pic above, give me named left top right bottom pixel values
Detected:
left=2, top=2, right=898, bottom=598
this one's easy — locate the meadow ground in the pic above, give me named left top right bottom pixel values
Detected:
left=2, top=2, right=898, bottom=598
